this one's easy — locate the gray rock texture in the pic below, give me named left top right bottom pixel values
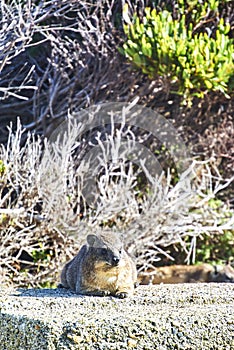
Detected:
left=0, top=284, right=233, bottom=350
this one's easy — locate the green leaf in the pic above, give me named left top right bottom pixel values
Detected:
left=120, top=2, right=234, bottom=102
left=204, top=80, right=213, bottom=89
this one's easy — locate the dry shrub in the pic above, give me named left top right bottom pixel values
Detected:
left=0, top=117, right=233, bottom=287
left=198, top=116, right=234, bottom=186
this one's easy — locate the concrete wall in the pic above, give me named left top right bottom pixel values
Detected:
left=0, top=284, right=233, bottom=349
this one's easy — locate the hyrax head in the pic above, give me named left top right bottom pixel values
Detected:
left=86, top=232, right=123, bottom=267
left=211, top=262, right=234, bottom=283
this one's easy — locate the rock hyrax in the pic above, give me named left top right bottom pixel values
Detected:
left=60, top=232, right=137, bottom=298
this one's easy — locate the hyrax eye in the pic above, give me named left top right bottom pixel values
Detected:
left=100, top=248, right=108, bottom=256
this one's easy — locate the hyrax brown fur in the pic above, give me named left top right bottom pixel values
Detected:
left=138, top=262, right=234, bottom=284
left=60, top=232, right=137, bottom=298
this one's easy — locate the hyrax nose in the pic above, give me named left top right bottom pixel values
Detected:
left=112, top=256, right=120, bottom=266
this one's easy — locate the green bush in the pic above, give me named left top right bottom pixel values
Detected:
left=121, top=2, right=234, bottom=103
left=195, top=230, right=234, bottom=263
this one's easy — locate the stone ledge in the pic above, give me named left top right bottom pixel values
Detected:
left=0, top=284, right=233, bottom=350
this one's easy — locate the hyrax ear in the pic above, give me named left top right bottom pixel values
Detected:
left=87, top=234, right=97, bottom=247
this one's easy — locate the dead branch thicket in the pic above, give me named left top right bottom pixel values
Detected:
left=0, top=116, right=233, bottom=287
left=0, top=0, right=141, bottom=141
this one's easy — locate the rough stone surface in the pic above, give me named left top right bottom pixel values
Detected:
left=0, top=284, right=233, bottom=350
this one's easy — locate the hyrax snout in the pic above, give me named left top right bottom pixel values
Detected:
left=86, top=233, right=122, bottom=267
left=60, top=232, right=137, bottom=298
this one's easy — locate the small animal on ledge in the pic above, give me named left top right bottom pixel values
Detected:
left=60, top=231, right=137, bottom=298
left=138, top=261, right=234, bottom=285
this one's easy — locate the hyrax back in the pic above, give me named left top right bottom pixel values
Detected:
left=60, top=232, right=137, bottom=298
left=138, top=263, right=234, bottom=284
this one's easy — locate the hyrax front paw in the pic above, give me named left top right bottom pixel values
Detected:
left=115, top=291, right=129, bottom=299
left=94, top=290, right=111, bottom=297
left=80, top=289, right=111, bottom=297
